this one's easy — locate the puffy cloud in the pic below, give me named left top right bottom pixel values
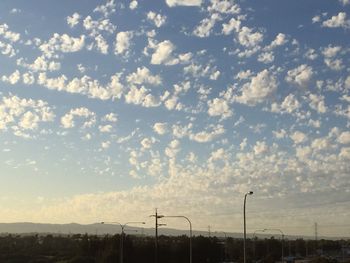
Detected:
left=0, top=95, right=55, bottom=133
left=265, top=33, right=287, bottom=50
left=124, top=86, right=160, bottom=107
left=94, top=34, right=109, bottom=54
left=39, top=33, right=85, bottom=58
left=126, top=67, right=162, bottom=86
left=99, top=125, right=112, bottom=133
left=257, top=52, right=274, bottom=63
left=83, top=16, right=116, bottom=36
left=275, top=94, right=301, bottom=114
left=67, top=12, right=81, bottom=28
left=207, top=98, right=233, bottom=119
left=147, top=11, right=167, bottom=28
left=193, top=13, right=220, bottom=38
left=141, top=137, right=155, bottom=149
left=253, top=141, right=268, bottom=155
left=322, top=12, right=350, bottom=29
left=17, top=56, right=61, bottom=72
left=93, top=0, right=116, bottom=18
left=337, top=131, right=350, bottom=144
left=285, top=64, right=313, bottom=88
left=322, top=45, right=342, bottom=58
left=153, top=122, right=168, bottom=135
left=37, top=72, right=124, bottom=100
left=189, top=125, right=225, bottom=143
left=61, top=107, right=96, bottom=129
left=237, top=26, right=263, bottom=48
left=129, top=1, right=138, bottom=9
left=2, top=70, right=20, bottom=84
left=208, top=0, right=240, bottom=14
left=102, top=113, right=118, bottom=122
left=234, top=69, right=277, bottom=106
left=0, top=23, right=20, bottom=42
left=115, top=31, right=133, bottom=55
left=166, top=0, right=202, bottom=7
left=222, top=18, right=241, bottom=35
left=290, top=131, right=307, bottom=144
left=150, top=40, right=178, bottom=65
left=0, top=41, right=16, bottom=57
left=308, top=94, right=327, bottom=113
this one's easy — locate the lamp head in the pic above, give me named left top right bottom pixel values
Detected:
left=248, top=191, right=253, bottom=195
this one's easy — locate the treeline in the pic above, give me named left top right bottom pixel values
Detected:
left=0, top=233, right=348, bottom=263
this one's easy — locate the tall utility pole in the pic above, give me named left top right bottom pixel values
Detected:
left=243, top=191, right=254, bottom=263
left=150, top=209, right=165, bottom=263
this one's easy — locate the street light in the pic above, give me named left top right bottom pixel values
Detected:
left=243, top=191, right=253, bottom=263
left=101, top=221, right=145, bottom=263
left=262, top=228, right=284, bottom=263
left=163, top=215, right=192, bottom=263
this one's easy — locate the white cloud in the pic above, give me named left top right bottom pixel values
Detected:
left=0, top=41, right=16, bottom=57
left=208, top=0, right=240, bottom=14
left=61, top=107, right=96, bottom=129
left=237, top=26, right=263, bottom=48
left=125, top=86, right=160, bottom=107
left=147, top=12, right=167, bottom=28
left=222, top=18, right=241, bottom=35
left=189, top=125, right=225, bottom=143
left=150, top=40, right=178, bottom=65
left=115, top=31, right=133, bottom=55
left=102, top=113, right=118, bottom=122
left=0, top=95, right=55, bottom=133
left=39, top=33, right=85, bottom=58
left=93, top=0, right=116, bottom=18
left=99, top=125, right=113, bottom=133
left=141, top=137, right=155, bottom=149
left=253, top=141, right=268, bottom=155
left=339, top=0, right=350, bottom=5
left=153, top=122, right=168, bottom=135
left=193, top=13, right=220, bottom=38
left=67, top=13, right=81, bottom=28
left=129, top=1, right=138, bottom=9
left=322, top=12, right=350, bottom=29
left=166, top=0, right=202, bottom=7
left=257, top=52, right=274, bottom=63
left=0, top=23, right=20, bottom=42
left=322, top=45, right=342, bottom=58
left=94, top=34, right=109, bottom=54
left=285, top=64, right=313, bottom=88
left=83, top=16, right=116, bottom=36
left=337, top=131, right=350, bottom=144
left=308, top=94, right=327, bottom=113
left=234, top=69, right=277, bottom=106
left=207, top=98, right=232, bottom=119
left=126, top=67, right=162, bottom=86
left=290, top=131, right=307, bottom=144
left=17, top=56, right=61, bottom=72
left=265, top=33, right=287, bottom=50
left=2, top=70, right=20, bottom=84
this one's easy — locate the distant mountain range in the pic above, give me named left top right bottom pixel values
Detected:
left=0, top=222, right=329, bottom=240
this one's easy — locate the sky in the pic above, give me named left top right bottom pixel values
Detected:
left=0, top=0, right=349, bottom=237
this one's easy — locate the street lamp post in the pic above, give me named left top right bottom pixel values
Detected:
left=101, top=221, right=145, bottom=263
left=243, top=191, right=253, bottom=263
left=163, top=215, right=192, bottom=263
left=263, top=228, right=284, bottom=263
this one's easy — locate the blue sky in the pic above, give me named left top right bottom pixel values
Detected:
left=0, top=0, right=350, bottom=237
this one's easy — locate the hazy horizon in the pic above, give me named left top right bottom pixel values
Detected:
left=0, top=0, right=349, bottom=238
